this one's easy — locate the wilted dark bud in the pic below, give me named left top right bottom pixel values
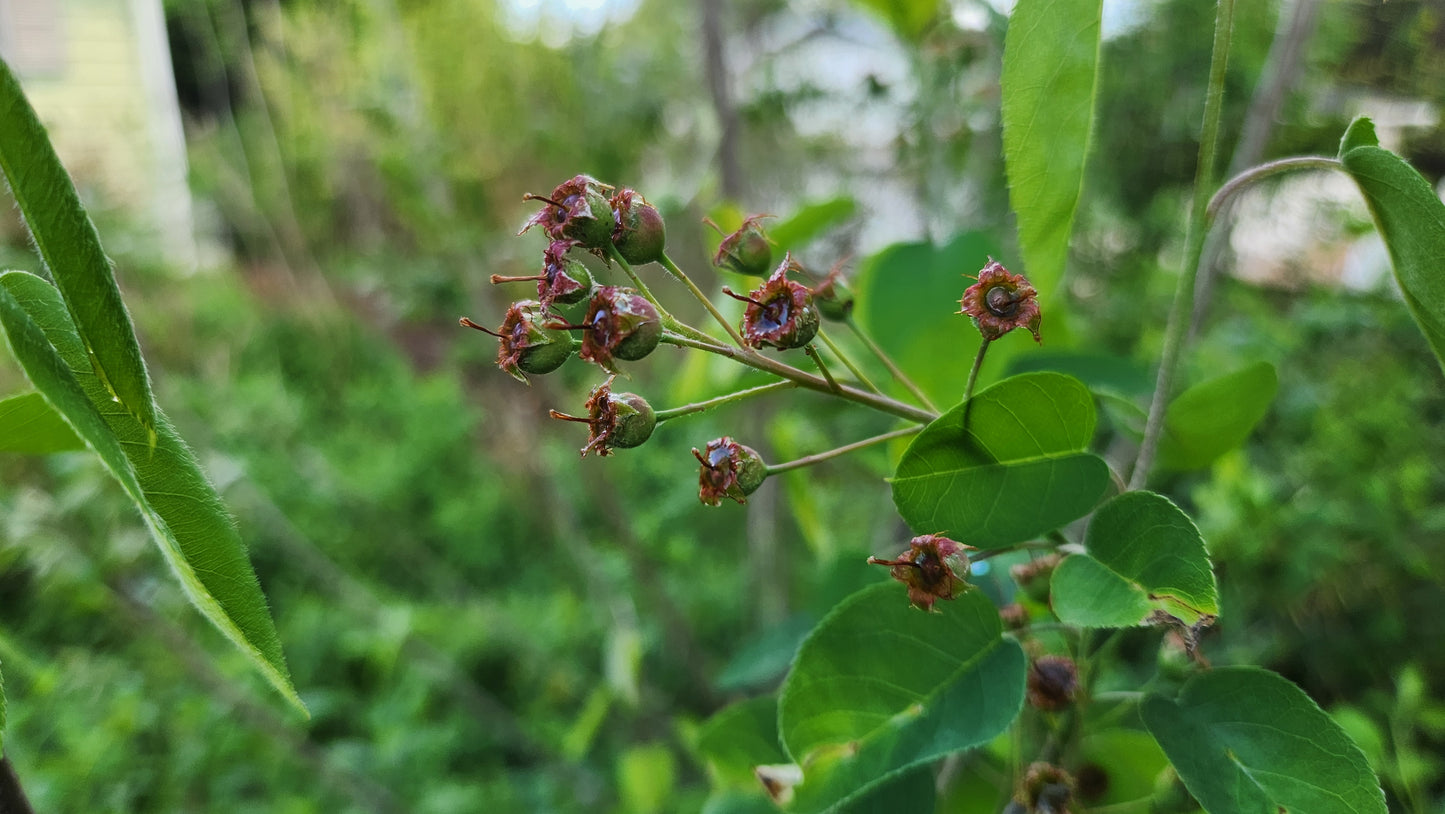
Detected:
left=812, top=262, right=855, bottom=322
left=693, top=437, right=767, bottom=506
left=724, top=254, right=820, bottom=350
left=960, top=258, right=1042, bottom=343
left=519, top=175, right=616, bottom=251
left=1014, top=763, right=1076, bottom=814
left=610, top=188, right=666, bottom=265
left=1010, top=553, right=1061, bottom=605
left=999, top=602, right=1031, bottom=632
left=710, top=214, right=773, bottom=276
left=490, top=239, right=594, bottom=307
left=868, top=534, right=976, bottom=612
left=460, top=300, right=574, bottom=383
left=556, top=286, right=662, bottom=373
left=1026, top=655, right=1080, bottom=711
left=550, top=376, right=655, bottom=457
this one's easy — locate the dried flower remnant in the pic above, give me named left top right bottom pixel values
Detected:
left=554, top=286, right=662, bottom=373
left=693, top=437, right=767, bottom=506
left=1026, top=655, right=1080, bottom=711
left=550, top=376, right=656, bottom=457
left=960, top=258, right=1042, bottom=343
left=709, top=214, right=773, bottom=276
left=460, top=300, right=574, bottom=383
left=723, top=254, right=820, bottom=350
left=812, top=260, right=856, bottom=322
left=610, top=188, right=666, bottom=265
left=1014, top=762, right=1076, bottom=814
left=1010, top=552, right=1062, bottom=605
left=489, top=239, right=593, bottom=307
left=519, top=174, right=616, bottom=251
left=867, top=534, right=977, bottom=611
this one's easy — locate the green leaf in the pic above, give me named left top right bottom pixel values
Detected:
left=1001, top=0, right=1103, bottom=297
left=617, top=743, right=676, bottom=814
left=769, top=197, right=857, bottom=253
left=778, top=583, right=1026, bottom=812
left=1077, top=729, right=1170, bottom=806
left=0, top=390, right=84, bottom=453
left=1141, top=667, right=1387, bottom=814
left=1158, top=362, right=1277, bottom=471
left=891, top=372, right=1111, bottom=548
left=853, top=232, right=1011, bottom=408
left=0, top=58, right=156, bottom=435
left=1338, top=116, right=1445, bottom=374
left=846, top=0, right=941, bottom=42
left=0, top=270, right=302, bottom=713
left=697, top=696, right=787, bottom=789
left=1051, top=491, right=1217, bottom=628
left=715, top=613, right=816, bottom=692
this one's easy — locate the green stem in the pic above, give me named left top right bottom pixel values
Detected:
left=659, top=252, right=748, bottom=347
left=817, top=329, right=882, bottom=394
left=766, top=426, right=923, bottom=474
left=964, top=340, right=990, bottom=403
left=845, top=317, right=939, bottom=412
left=654, top=380, right=797, bottom=422
left=605, top=246, right=720, bottom=346
left=1206, top=155, right=1341, bottom=220
left=661, top=331, right=938, bottom=423
left=1130, top=0, right=1237, bottom=491
left=804, top=344, right=841, bottom=393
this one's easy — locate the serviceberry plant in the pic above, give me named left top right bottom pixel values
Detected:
left=460, top=2, right=1445, bottom=812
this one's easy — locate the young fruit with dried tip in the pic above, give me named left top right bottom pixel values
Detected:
left=550, top=376, right=656, bottom=457
left=460, top=301, right=575, bottom=383
left=724, top=254, right=820, bottom=350
left=694, top=437, right=767, bottom=505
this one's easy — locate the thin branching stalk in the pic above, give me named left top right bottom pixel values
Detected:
left=766, top=426, right=923, bottom=474
left=845, top=317, right=940, bottom=412
left=817, top=329, right=882, bottom=394
left=654, top=380, right=798, bottom=422
left=658, top=253, right=749, bottom=347
left=805, top=344, right=842, bottom=392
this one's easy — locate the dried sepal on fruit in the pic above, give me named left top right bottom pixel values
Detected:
left=868, top=534, right=977, bottom=612
left=723, top=254, right=820, bottom=350
left=960, top=258, right=1042, bottom=343
left=460, top=300, right=574, bottom=383
left=1014, top=762, right=1076, bottom=814
left=693, top=437, right=767, bottom=506
left=549, top=376, right=656, bottom=457
left=610, top=188, right=666, bottom=265
left=1026, top=655, right=1079, bottom=711
left=519, top=175, right=616, bottom=251
left=490, top=239, right=593, bottom=307
left=811, top=260, right=856, bottom=322
left=550, top=286, right=662, bottom=373
left=708, top=214, right=773, bottom=277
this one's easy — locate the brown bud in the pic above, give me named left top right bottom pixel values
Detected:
left=867, top=534, right=977, bottom=612
left=1026, top=655, right=1079, bottom=711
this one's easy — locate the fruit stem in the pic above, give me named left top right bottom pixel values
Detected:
left=659, top=252, right=749, bottom=348
left=805, top=344, right=842, bottom=393
left=654, top=380, right=798, bottom=423
left=817, top=329, right=882, bottom=394
left=766, top=426, right=923, bottom=474
left=844, top=317, right=939, bottom=412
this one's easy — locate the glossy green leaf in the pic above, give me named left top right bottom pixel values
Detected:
left=891, top=372, right=1111, bottom=548
left=0, top=390, right=84, bottom=453
left=0, top=57, right=156, bottom=435
left=769, top=197, right=857, bottom=253
left=778, top=583, right=1025, bottom=812
left=0, top=271, right=302, bottom=713
left=1158, top=362, right=1277, bottom=471
left=1339, top=117, right=1445, bottom=373
left=697, top=696, right=787, bottom=788
left=1141, top=667, right=1387, bottom=814
left=1051, top=491, right=1217, bottom=628
left=1001, top=0, right=1103, bottom=297
left=853, top=232, right=1009, bottom=408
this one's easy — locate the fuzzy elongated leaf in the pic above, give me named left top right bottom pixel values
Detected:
left=0, top=271, right=301, bottom=713
left=1159, top=362, right=1277, bottom=471
left=0, top=390, right=84, bottom=453
left=778, top=584, right=1025, bottom=812
left=1001, top=0, right=1103, bottom=296
left=0, top=58, right=156, bottom=434
left=1141, top=667, right=1386, bottom=814
left=1051, top=491, right=1217, bottom=628
left=891, top=372, right=1111, bottom=548
left=1338, top=117, right=1445, bottom=374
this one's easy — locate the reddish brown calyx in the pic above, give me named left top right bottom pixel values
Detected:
left=1026, top=655, right=1080, bottom=711
left=1014, top=763, right=1076, bottom=814
left=549, top=376, right=656, bottom=457
left=868, top=534, right=976, bottom=612
left=460, top=300, right=574, bottom=382
left=693, top=437, right=767, bottom=506
left=959, top=257, right=1042, bottom=343
left=725, top=254, right=820, bottom=350
left=519, top=175, right=616, bottom=251
left=574, top=286, right=662, bottom=372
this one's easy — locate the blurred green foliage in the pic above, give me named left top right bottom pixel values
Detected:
left=2, top=0, right=1445, bottom=811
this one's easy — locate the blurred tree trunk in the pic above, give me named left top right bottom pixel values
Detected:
left=700, top=0, right=743, bottom=199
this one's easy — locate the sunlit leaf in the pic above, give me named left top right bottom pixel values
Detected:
left=617, top=743, right=676, bottom=814
left=1051, top=491, right=1217, bottom=628
left=1339, top=117, right=1445, bottom=374
left=1158, top=362, right=1277, bottom=471
left=891, top=372, right=1111, bottom=548
left=0, top=270, right=302, bottom=713
left=847, top=0, right=941, bottom=42
left=1077, top=729, right=1170, bottom=806
left=1001, top=0, right=1103, bottom=297
left=1142, top=667, right=1387, bottom=814
left=0, top=390, right=84, bottom=453
left=697, top=696, right=786, bottom=788
left=778, top=584, right=1025, bottom=812
left=0, top=58, right=156, bottom=436
left=769, top=197, right=857, bottom=253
